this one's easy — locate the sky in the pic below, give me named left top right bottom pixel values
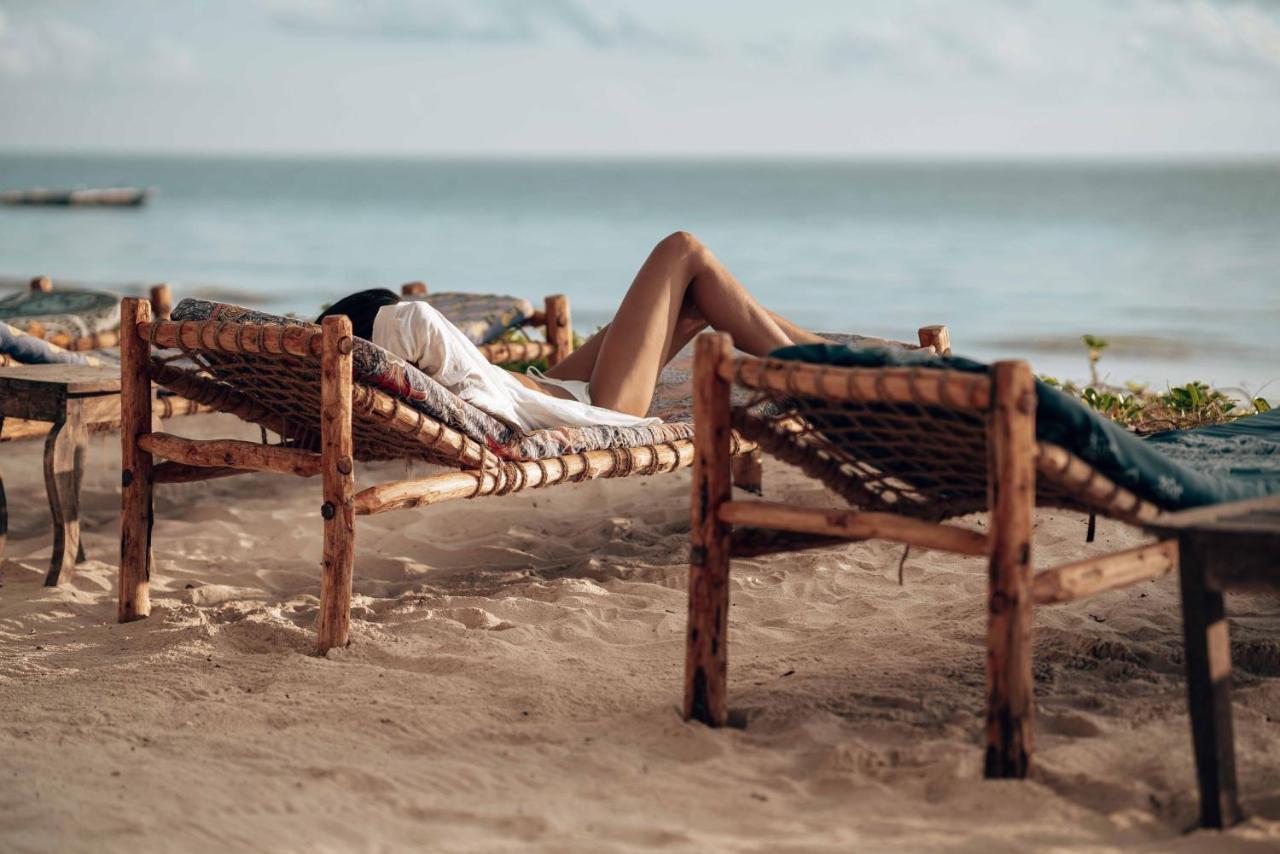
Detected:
left=2, top=0, right=1280, bottom=157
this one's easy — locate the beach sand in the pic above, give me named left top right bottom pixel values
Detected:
left=2, top=413, right=1278, bottom=852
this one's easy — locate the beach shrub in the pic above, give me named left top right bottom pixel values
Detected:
left=1038, top=336, right=1273, bottom=434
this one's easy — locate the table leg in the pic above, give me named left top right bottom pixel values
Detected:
left=0, top=415, right=7, bottom=562
left=43, top=400, right=87, bottom=587
left=1178, top=535, right=1244, bottom=829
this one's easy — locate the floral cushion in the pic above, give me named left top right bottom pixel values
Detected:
left=171, top=298, right=692, bottom=461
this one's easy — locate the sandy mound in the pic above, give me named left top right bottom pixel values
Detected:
left=2, top=413, right=1278, bottom=852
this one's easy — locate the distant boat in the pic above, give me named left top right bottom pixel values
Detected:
left=1, top=187, right=151, bottom=207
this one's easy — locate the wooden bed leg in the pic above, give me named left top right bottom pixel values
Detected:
left=401, top=281, right=427, bottom=297
left=918, top=325, right=952, bottom=356
left=316, top=315, right=356, bottom=654
left=984, top=360, right=1036, bottom=778
left=544, top=294, right=573, bottom=368
left=730, top=447, right=764, bottom=495
left=148, top=283, right=173, bottom=320
left=685, top=332, right=735, bottom=726
left=1178, top=536, right=1243, bottom=829
left=118, top=298, right=154, bottom=622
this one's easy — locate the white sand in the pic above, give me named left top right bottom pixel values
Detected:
left=2, top=413, right=1278, bottom=852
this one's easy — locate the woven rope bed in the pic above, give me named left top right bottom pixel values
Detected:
left=115, top=296, right=764, bottom=654
left=681, top=332, right=1278, bottom=786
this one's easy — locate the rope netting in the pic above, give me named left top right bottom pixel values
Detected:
left=727, top=359, right=1159, bottom=525
left=143, top=322, right=706, bottom=498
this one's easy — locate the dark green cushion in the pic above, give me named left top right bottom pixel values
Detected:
left=770, top=343, right=1280, bottom=512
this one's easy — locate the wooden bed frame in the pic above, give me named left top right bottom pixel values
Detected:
left=683, top=332, right=1182, bottom=782
left=115, top=295, right=760, bottom=655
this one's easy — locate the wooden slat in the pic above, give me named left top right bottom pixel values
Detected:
left=723, top=356, right=991, bottom=411
left=1036, top=442, right=1162, bottom=525
left=153, top=462, right=248, bottom=483
left=717, top=500, right=990, bottom=556
left=138, top=432, right=322, bottom=477
left=1031, top=539, right=1178, bottom=605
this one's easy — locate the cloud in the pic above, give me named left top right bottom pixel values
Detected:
left=263, top=0, right=700, bottom=53
left=812, top=0, right=1280, bottom=95
left=0, top=8, right=196, bottom=82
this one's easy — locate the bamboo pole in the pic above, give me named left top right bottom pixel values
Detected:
left=1036, top=442, right=1161, bottom=525
left=401, top=282, right=428, bottom=297
left=718, top=501, right=990, bottom=556
left=544, top=294, right=573, bottom=368
left=1031, top=540, right=1177, bottom=605
left=148, top=284, right=173, bottom=320
left=477, top=340, right=557, bottom=365
left=354, top=439, right=698, bottom=515
left=984, top=360, right=1037, bottom=779
left=118, top=298, right=154, bottom=623
left=684, top=332, right=735, bottom=726
left=30, top=275, right=51, bottom=292
left=917, top=325, right=952, bottom=355
left=143, top=319, right=325, bottom=360
left=138, top=433, right=323, bottom=477
left=316, top=315, right=356, bottom=654
left=724, top=358, right=991, bottom=411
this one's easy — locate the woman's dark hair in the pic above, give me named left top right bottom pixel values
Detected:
left=316, top=288, right=402, bottom=341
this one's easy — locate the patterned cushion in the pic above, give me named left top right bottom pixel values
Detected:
left=0, top=289, right=120, bottom=339
left=171, top=299, right=693, bottom=461
left=411, top=292, right=535, bottom=345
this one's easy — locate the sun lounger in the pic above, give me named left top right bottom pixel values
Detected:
left=682, top=334, right=1279, bottom=811
left=115, top=296, right=731, bottom=654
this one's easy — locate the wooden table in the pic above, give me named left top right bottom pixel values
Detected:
left=1148, top=494, right=1280, bottom=829
left=0, top=364, right=122, bottom=586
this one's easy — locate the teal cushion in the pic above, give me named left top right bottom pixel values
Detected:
left=770, top=343, right=1279, bottom=512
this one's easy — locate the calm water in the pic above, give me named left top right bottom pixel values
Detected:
left=1, top=154, right=1277, bottom=395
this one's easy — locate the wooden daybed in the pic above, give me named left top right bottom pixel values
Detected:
left=682, top=332, right=1279, bottom=827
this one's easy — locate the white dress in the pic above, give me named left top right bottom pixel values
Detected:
left=371, top=301, right=660, bottom=432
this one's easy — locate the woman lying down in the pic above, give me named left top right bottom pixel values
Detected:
left=318, top=231, right=834, bottom=431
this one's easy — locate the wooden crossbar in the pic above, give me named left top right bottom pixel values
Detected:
left=355, top=439, right=705, bottom=515
left=477, top=340, right=557, bottom=364
left=138, top=432, right=323, bottom=477
left=1031, top=539, right=1178, bottom=605
left=717, top=500, right=990, bottom=556
left=139, top=319, right=325, bottom=359
left=722, top=357, right=991, bottom=411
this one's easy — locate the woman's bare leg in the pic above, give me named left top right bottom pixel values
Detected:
left=547, top=231, right=803, bottom=416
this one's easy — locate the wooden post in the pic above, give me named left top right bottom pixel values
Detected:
left=730, top=447, right=764, bottom=495
left=1178, top=535, right=1243, bottom=828
left=401, top=282, right=427, bottom=297
left=684, top=332, right=735, bottom=726
left=30, top=275, right=52, bottom=292
left=118, top=298, right=154, bottom=622
left=544, top=294, right=573, bottom=368
left=148, top=284, right=173, bottom=320
left=316, top=315, right=356, bottom=654
left=918, top=325, right=951, bottom=355
left=984, top=360, right=1036, bottom=778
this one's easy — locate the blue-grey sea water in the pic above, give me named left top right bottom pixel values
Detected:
left=1, top=154, right=1276, bottom=395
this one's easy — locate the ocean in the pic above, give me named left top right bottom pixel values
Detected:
left=1, top=153, right=1276, bottom=396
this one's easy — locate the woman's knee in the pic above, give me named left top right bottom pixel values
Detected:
left=654, top=230, right=707, bottom=262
